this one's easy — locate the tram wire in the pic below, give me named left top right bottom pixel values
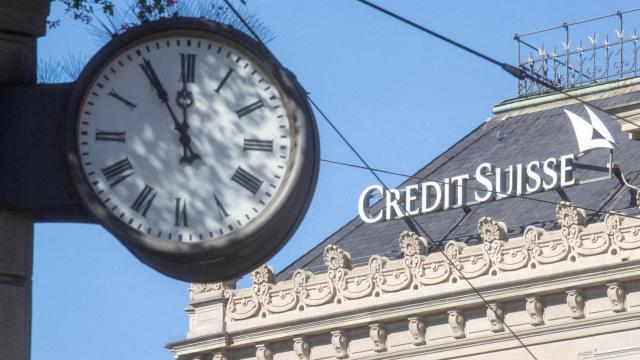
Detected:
left=220, top=1, right=555, bottom=358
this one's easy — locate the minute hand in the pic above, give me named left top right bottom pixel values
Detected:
left=140, top=58, right=200, bottom=164
left=139, top=57, right=180, bottom=128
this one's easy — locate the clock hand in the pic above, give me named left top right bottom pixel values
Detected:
left=175, top=55, right=201, bottom=164
left=139, top=57, right=201, bottom=164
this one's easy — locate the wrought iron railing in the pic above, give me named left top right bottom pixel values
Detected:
left=516, top=9, right=640, bottom=97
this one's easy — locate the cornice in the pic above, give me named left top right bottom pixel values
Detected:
left=175, top=202, right=640, bottom=354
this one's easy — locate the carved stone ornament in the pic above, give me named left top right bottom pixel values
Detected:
left=444, top=240, right=464, bottom=269
left=369, top=323, right=387, bottom=352
left=605, top=213, right=625, bottom=247
left=525, top=296, right=544, bottom=326
left=212, top=350, right=229, bottom=360
left=447, top=310, right=465, bottom=339
left=399, top=231, right=427, bottom=257
left=478, top=217, right=508, bottom=243
left=190, top=280, right=236, bottom=299
left=324, top=244, right=352, bottom=270
left=556, top=202, right=586, bottom=250
left=566, top=289, right=586, bottom=319
left=487, top=302, right=505, bottom=332
left=293, top=336, right=311, bottom=360
left=190, top=282, right=221, bottom=298
left=607, top=282, right=626, bottom=312
left=408, top=316, right=426, bottom=346
left=556, top=201, right=587, bottom=228
left=331, top=330, right=349, bottom=359
left=256, top=343, right=273, bottom=360
left=479, top=217, right=508, bottom=268
left=251, top=265, right=276, bottom=285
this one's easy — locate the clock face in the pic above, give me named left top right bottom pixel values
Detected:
left=75, top=33, right=293, bottom=243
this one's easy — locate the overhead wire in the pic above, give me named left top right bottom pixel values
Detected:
left=222, top=1, right=542, bottom=358
left=355, top=0, right=640, bottom=132
left=321, top=158, right=640, bottom=222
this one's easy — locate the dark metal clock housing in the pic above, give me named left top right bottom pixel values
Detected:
left=65, top=17, right=319, bottom=282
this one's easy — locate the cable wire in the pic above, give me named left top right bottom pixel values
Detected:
left=355, top=0, right=640, bottom=131
left=321, top=158, right=640, bottom=221
left=215, top=1, right=639, bottom=358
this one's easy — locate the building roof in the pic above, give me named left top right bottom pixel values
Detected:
left=278, top=85, right=640, bottom=280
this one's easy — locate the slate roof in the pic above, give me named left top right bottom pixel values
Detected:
left=278, top=88, right=640, bottom=280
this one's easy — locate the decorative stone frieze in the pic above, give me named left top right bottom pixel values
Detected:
left=331, top=330, right=349, bottom=359
left=447, top=310, right=465, bottom=339
left=487, top=302, right=505, bottom=333
left=293, top=336, right=311, bottom=360
left=525, top=296, right=544, bottom=326
left=325, top=245, right=371, bottom=302
left=212, top=350, right=229, bottom=360
left=369, top=323, right=387, bottom=352
left=566, top=289, right=586, bottom=319
left=524, top=225, right=570, bottom=264
left=408, top=316, right=426, bottom=346
left=221, top=215, right=640, bottom=322
left=256, top=343, right=273, bottom=360
left=607, top=282, right=627, bottom=312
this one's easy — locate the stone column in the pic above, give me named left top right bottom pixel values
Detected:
left=0, top=1, right=50, bottom=359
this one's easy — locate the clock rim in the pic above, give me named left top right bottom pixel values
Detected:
left=65, top=17, right=319, bottom=279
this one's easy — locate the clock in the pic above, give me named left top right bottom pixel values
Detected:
left=65, top=18, right=319, bottom=282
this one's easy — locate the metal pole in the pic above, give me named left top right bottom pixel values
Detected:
left=0, top=1, right=50, bottom=359
left=515, top=34, right=521, bottom=96
left=619, top=11, right=624, bottom=79
left=564, top=23, right=570, bottom=87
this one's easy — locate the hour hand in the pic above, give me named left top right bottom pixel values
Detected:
left=139, top=57, right=168, bottom=103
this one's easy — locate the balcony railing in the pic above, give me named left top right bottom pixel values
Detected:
left=516, top=9, right=640, bottom=97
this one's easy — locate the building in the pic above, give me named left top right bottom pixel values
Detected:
left=167, top=16, right=640, bottom=360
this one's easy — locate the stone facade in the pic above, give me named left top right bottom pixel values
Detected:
left=168, top=201, right=640, bottom=359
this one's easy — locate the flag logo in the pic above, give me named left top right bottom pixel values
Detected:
left=564, top=105, right=616, bottom=153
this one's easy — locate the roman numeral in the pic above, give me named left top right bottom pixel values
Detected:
left=95, top=129, right=126, bottom=143
left=231, top=167, right=263, bottom=195
left=236, top=99, right=264, bottom=118
left=180, top=53, right=196, bottom=83
left=174, top=197, right=188, bottom=227
left=130, top=184, right=157, bottom=217
left=215, top=68, right=234, bottom=93
left=107, top=88, right=137, bottom=111
left=243, top=138, right=273, bottom=152
left=101, top=157, right=134, bottom=188
left=213, top=194, right=229, bottom=220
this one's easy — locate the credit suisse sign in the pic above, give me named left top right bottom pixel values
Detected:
left=358, top=106, right=616, bottom=224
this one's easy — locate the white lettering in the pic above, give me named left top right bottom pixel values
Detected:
left=475, top=163, right=494, bottom=202
left=450, top=174, right=470, bottom=207
left=385, top=189, right=404, bottom=220
left=421, top=181, right=442, bottom=213
left=542, top=157, right=558, bottom=190
left=405, top=184, right=419, bottom=216
left=358, top=185, right=384, bottom=223
left=526, top=160, right=542, bottom=193
left=515, top=163, right=527, bottom=195
left=560, top=154, right=576, bottom=187
left=496, top=165, right=515, bottom=199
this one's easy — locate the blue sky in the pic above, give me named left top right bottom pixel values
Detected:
left=34, top=1, right=633, bottom=358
